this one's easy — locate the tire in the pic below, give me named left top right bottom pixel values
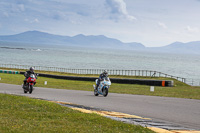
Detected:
left=103, top=87, right=108, bottom=97
left=29, top=85, right=33, bottom=94
left=94, top=89, right=99, bottom=96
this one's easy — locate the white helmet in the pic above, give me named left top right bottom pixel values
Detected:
left=103, top=70, right=108, bottom=76
left=30, top=67, right=34, bottom=72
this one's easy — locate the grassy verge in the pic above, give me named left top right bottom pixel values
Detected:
left=0, top=93, right=154, bottom=133
left=0, top=72, right=200, bottom=99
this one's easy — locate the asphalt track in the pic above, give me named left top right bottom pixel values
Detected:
left=0, top=83, right=200, bottom=130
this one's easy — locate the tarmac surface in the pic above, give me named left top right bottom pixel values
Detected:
left=0, top=83, right=200, bottom=131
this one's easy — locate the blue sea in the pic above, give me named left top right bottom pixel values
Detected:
left=0, top=42, right=200, bottom=86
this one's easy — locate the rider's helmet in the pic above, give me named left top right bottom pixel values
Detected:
left=30, top=67, right=34, bottom=73
left=103, top=70, right=108, bottom=77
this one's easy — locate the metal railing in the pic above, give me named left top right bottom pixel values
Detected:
left=0, top=63, right=188, bottom=83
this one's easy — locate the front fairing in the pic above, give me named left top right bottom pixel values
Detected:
left=99, top=78, right=111, bottom=90
left=27, top=74, right=36, bottom=84
left=102, top=78, right=111, bottom=86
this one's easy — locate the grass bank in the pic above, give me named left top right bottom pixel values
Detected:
left=0, top=71, right=200, bottom=99
left=0, top=93, right=154, bottom=133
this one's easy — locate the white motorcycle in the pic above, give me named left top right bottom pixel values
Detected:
left=93, top=77, right=111, bottom=97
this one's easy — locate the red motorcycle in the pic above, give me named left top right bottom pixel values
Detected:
left=22, top=74, right=38, bottom=94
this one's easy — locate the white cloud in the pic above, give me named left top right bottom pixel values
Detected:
left=34, top=18, right=39, bottom=23
left=3, top=12, right=9, bottom=17
left=18, top=4, right=25, bottom=12
left=10, top=3, right=25, bottom=13
left=24, top=18, right=39, bottom=23
left=185, top=26, right=199, bottom=33
left=105, top=0, right=136, bottom=21
left=158, top=22, right=167, bottom=29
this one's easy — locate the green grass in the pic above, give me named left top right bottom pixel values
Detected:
left=0, top=68, right=199, bottom=132
left=0, top=72, right=200, bottom=99
left=0, top=93, right=154, bottom=133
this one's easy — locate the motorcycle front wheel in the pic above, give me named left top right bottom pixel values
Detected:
left=102, top=87, right=108, bottom=97
left=29, top=85, right=33, bottom=94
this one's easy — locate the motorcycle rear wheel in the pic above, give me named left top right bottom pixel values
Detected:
left=29, top=85, right=33, bottom=94
left=94, top=89, right=99, bottom=96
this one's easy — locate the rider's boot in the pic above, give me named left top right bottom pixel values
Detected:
left=23, top=80, right=27, bottom=89
left=22, top=83, right=25, bottom=89
left=95, top=85, right=98, bottom=90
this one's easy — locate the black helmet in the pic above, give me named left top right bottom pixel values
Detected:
left=30, top=67, right=34, bottom=72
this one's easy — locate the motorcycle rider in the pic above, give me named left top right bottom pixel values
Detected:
left=23, top=67, right=36, bottom=85
left=95, top=70, right=108, bottom=90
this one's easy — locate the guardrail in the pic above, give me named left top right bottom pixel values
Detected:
left=19, top=72, right=174, bottom=87
left=0, top=63, right=192, bottom=85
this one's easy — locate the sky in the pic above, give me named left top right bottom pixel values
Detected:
left=0, top=0, right=200, bottom=47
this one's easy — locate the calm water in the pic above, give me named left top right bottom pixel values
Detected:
left=0, top=42, right=200, bottom=85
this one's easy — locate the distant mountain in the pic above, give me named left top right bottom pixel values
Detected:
left=159, top=41, right=200, bottom=54
left=0, top=31, right=145, bottom=50
left=0, top=31, right=200, bottom=54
